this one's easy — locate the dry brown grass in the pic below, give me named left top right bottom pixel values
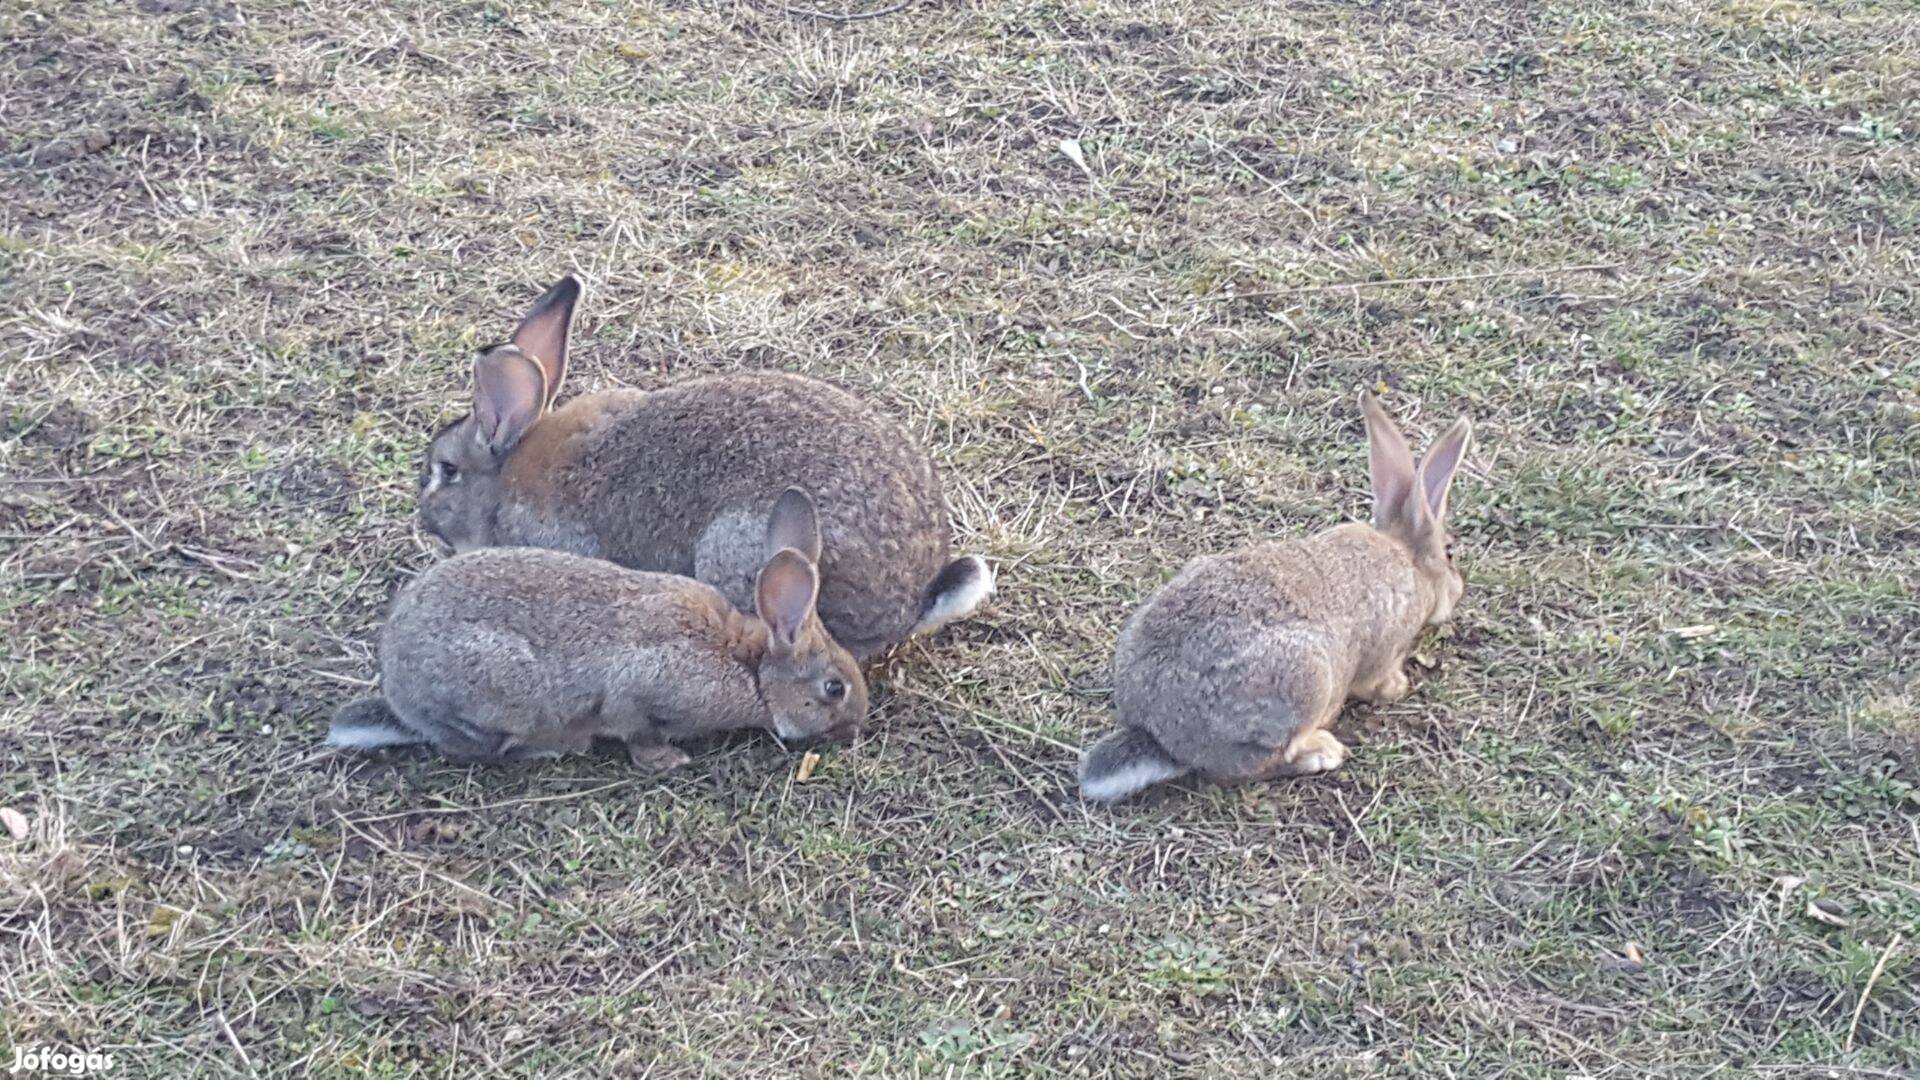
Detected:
left=3, top=0, right=1918, bottom=1074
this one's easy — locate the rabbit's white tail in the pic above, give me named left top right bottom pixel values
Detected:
left=912, top=555, right=994, bottom=637
left=1079, top=727, right=1187, bottom=802
left=327, top=696, right=424, bottom=749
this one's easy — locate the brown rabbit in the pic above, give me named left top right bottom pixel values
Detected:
left=1078, top=392, right=1473, bottom=801
left=417, top=277, right=992, bottom=659
left=329, top=488, right=867, bottom=768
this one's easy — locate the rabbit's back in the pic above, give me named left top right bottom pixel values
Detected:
left=1113, top=531, right=1421, bottom=775
left=378, top=550, right=758, bottom=745
left=388, top=548, right=715, bottom=637
left=501, top=373, right=950, bottom=650
left=1114, top=544, right=1335, bottom=764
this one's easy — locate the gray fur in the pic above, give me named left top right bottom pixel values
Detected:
left=415, top=279, right=988, bottom=658
left=1084, top=393, right=1472, bottom=802
left=334, top=541, right=868, bottom=769
left=491, top=499, right=605, bottom=560
left=693, top=505, right=778, bottom=617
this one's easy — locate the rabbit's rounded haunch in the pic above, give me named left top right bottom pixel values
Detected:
left=1078, top=392, right=1473, bottom=802
left=329, top=489, right=867, bottom=768
left=416, top=277, right=992, bottom=659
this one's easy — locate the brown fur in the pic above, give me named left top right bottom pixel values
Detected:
left=498, top=392, right=612, bottom=508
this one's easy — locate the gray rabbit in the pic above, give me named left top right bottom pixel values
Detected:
left=329, top=489, right=867, bottom=769
left=417, top=276, right=992, bottom=659
left=1079, top=392, right=1473, bottom=801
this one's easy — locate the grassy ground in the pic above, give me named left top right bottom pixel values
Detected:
left=3, top=0, right=1918, bottom=1074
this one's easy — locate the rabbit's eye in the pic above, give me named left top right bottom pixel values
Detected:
left=437, top=461, right=460, bottom=484
left=822, top=677, right=847, bottom=703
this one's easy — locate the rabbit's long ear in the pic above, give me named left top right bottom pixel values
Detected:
left=756, top=549, right=820, bottom=651
left=1417, top=417, right=1473, bottom=525
left=473, top=351, right=547, bottom=456
left=1361, top=391, right=1420, bottom=530
left=510, top=276, right=580, bottom=407
left=766, top=488, right=822, bottom=562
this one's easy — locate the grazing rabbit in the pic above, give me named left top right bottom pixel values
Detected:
left=416, top=276, right=992, bottom=659
left=329, top=488, right=868, bottom=769
left=1078, top=392, right=1473, bottom=802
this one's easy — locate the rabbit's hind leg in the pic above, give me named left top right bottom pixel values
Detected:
left=1205, top=681, right=1348, bottom=784
left=410, top=709, right=512, bottom=762
left=1353, top=663, right=1411, bottom=704
left=1224, top=666, right=1349, bottom=781
left=1209, top=727, right=1349, bottom=784
left=1278, top=727, right=1348, bottom=775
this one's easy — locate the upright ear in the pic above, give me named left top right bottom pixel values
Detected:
left=1416, top=417, right=1473, bottom=525
left=472, top=351, right=547, bottom=457
left=510, top=276, right=581, bottom=407
left=756, top=548, right=819, bottom=651
left=1360, top=391, right=1420, bottom=530
left=765, top=487, right=822, bottom=563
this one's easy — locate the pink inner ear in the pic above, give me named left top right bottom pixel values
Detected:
left=766, top=488, right=821, bottom=562
left=473, top=353, right=546, bottom=454
left=510, top=278, right=578, bottom=405
left=1419, top=421, right=1472, bottom=521
left=1363, top=396, right=1419, bottom=529
left=757, top=551, right=819, bottom=644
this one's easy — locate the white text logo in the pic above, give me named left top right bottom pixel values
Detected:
left=9, top=1047, right=116, bottom=1076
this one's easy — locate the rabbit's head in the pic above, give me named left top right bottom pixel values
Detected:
left=1360, top=391, right=1473, bottom=624
left=753, top=489, right=869, bottom=742
left=418, top=277, right=580, bottom=552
